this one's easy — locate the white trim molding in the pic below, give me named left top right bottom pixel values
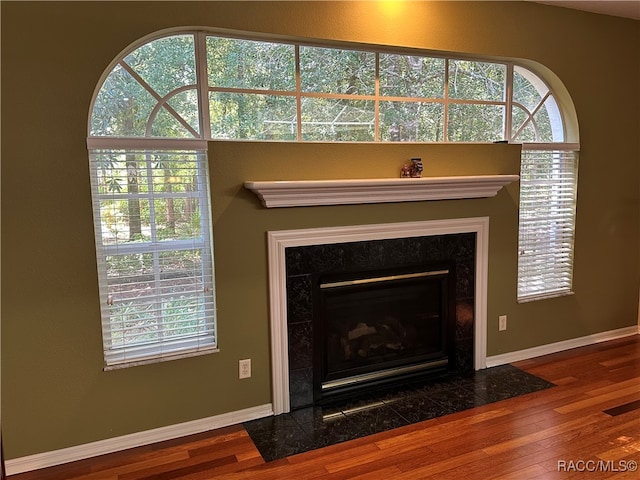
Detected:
left=5, top=404, right=273, bottom=476
left=245, top=175, right=519, bottom=208
left=485, top=326, right=639, bottom=367
left=267, top=217, right=490, bottom=415
left=86, top=136, right=208, bottom=151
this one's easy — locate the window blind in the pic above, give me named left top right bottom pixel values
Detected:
left=89, top=149, right=217, bottom=367
left=517, top=149, right=578, bottom=302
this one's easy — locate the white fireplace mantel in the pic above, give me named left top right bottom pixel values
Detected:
left=244, top=175, right=519, bottom=208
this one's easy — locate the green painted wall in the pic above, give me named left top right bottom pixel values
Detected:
left=2, top=1, right=638, bottom=459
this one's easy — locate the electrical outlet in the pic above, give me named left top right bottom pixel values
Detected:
left=239, top=359, right=251, bottom=379
left=499, top=315, right=507, bottom=331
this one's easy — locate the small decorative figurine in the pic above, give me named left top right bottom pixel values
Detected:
left=410, top=158, right=423, bottom=177
left=401, top=157, right=423, bottom=178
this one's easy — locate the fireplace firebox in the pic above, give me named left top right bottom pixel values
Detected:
left=314, top=263, right=455, bottom=402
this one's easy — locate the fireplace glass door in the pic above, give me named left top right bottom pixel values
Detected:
left=314, top=263, right=454, bottom=401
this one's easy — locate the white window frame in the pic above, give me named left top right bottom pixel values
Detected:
left=88, top=146, right=218, bottom=368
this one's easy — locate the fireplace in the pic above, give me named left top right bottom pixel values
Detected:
left=314, top=262, right=456, bottom=402
left=267, top=218, right=489, bottom=414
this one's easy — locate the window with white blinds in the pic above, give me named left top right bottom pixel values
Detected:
left=517, top=149, right=578, bottom=302
left=90, top=149, right=217, bottom=367
left=88, top=31, right=580, bottom=367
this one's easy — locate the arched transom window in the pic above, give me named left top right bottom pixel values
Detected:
left=88, top=31, right=579, bottom=367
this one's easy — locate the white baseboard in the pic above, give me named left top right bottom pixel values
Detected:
left=6, top=403, right=273, bottom=476
left=485, top=326, right=639, bottom=367
left=7, top=326, right=639, bottom=476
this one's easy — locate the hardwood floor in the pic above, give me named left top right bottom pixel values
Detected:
left=9, top=335, right=640, bottom=479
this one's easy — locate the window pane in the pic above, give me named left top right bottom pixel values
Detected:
left=512, top=97, right=563, bottom=143
left=150, top=153, right=203, bottom=241
left=157, top=248, right=213, bottom=340
left=124, top=35, right=196, bottom=97
left=93, top=152, right=206, bottom=245
left=105, top=251, right=157, bottom=348
left=300, top=46, right=375, bottom=95
left=106, top=249, right=213, bottom=348
left=106, top=253, right=155, bottom=284
left=209, top=92, right=297, bottom=140
left=94, top=154, right=150, bottom=244
left=513, top=69, right=547, bottom=112
left=448, top=60, right=506, bottom=101
left=380, top=54, right=445, bottom=98
left=301, top=98, right=375, bottom=141
left=447, top=104, right=505, bottom=141
left=98, top=198, right=152, bottom=244
left=207, top=37, right=295, bottom=91
left=108, top=303, right=157, bottom=348
left=380, top=101, right=444, bottom=141
left=531, top=105, right=553, bottom=142
left=91, top=35, right=200, bottom=139
left=511, top=68, right=564, bottom=143
left=154, top=197, right=201, bottom=241
left=91, top=65, right=156, bottom=136
left=511, top=105, right=537, bottom=142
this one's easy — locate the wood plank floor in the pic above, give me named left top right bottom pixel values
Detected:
left=10, top=335, right=640, bottom=480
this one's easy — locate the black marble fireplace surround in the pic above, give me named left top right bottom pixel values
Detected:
left=243, top=232, right=555, bottom=462
left=285, top=233, right=477, bottom=410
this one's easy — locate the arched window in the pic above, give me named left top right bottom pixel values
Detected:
left=88, top=33, right=216, bottom=368
left=88, top=31, right=578, bottom=367
left=510, top=66, right=578, bottom=301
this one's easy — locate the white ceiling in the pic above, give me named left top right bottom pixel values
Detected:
left=532, top=1, right=640, bottom=20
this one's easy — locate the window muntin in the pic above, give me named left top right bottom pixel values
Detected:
left=90, top=31, right=578, bottom=368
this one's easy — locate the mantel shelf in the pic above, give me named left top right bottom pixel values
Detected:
left=244, top=175, right=519, bottom=208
